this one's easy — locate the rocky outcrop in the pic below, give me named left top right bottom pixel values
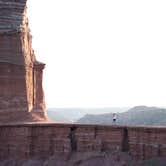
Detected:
left=0, top=123, right=165, bottom=162
left=0, top=0, right=47, bottom=122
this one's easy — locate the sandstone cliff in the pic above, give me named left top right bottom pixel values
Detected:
left=0, top=123, right=165, bottom=165
left=0, top=0, right=47, bottom=122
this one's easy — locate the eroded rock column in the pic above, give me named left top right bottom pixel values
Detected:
left=0, top=0, right=47, bottom=122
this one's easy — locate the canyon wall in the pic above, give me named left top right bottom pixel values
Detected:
left=0, top=1, right=166, bottom=164
left=128, top=126, right=166, bottom=160
left=0, top=123, right=165, bottom=161
left=0, top=0, right=47, bottom=122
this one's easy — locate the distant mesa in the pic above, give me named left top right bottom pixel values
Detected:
left=0, top=0, right=47, bottom=122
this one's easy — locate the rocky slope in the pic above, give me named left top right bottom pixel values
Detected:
left=0, top=152, right=165, bottom=166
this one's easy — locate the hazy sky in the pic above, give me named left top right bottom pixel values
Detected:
left=27, top=0, right=166, bottom=108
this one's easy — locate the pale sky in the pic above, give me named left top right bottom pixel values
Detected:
left=27, top=0, right=166, bottom=108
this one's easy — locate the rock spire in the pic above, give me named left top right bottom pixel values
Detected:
left=0, top=0, right=47, bottom=122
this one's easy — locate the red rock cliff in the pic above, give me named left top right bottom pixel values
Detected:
left=0, top=0, right=47, bottom=122
left=0, top=123, right=165, bottom=165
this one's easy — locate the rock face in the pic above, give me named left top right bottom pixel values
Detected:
left=0, top=0, right=47, bottom=122
left=0, top=123, right=165, bottom=165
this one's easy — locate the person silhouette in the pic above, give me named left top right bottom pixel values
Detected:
left=112, top=113, right=117, bottom=125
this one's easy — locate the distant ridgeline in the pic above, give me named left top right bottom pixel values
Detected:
left=47, top=106, right=166, bottom=126
left=76, top=106, right=166, bottom=126
left=0, top=0, right=47, bottom=122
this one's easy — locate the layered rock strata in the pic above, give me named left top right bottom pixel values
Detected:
left=0, top=0, right=47, bottom=122
left=0, top=124, right=165, bottom=163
